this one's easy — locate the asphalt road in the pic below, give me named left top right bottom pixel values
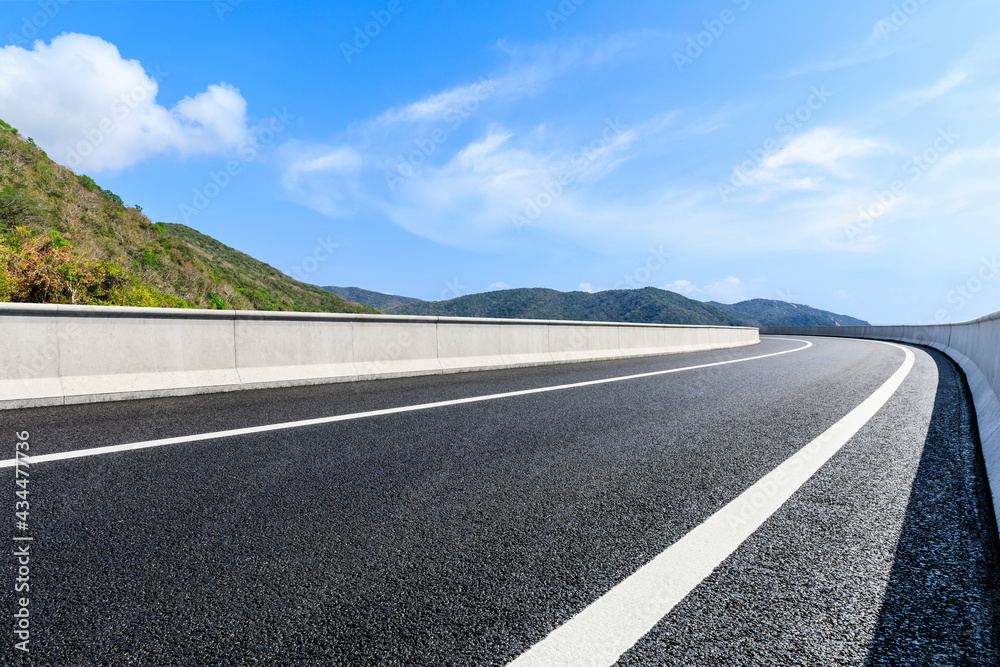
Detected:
left=2, top=335, right=998, bottom=665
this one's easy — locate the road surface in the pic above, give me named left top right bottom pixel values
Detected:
left=3, top=335, right=998, bottom=665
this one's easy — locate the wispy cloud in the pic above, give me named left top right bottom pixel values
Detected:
left=276, top=23, right=999, bottom=272
left=732, top=127, right=887, bottom=195
left=665, top=277, right=759, bottom=303
left=373, top=30, right=665, bottom=129
left=893, top=35, right=999, bottom=110
left=277, top=31, right=666, bottom=247
left=373, top=76, right=510, bottom=128
left=785, top=7, right=933, bottom=78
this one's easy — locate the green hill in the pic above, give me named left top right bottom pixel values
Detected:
left=708, top=299, right=870, bottom=327
left=323, top=286, right=425, bottom=313
left=325, top=286, right=751, bottom=326
left=326, top=286, right=870, bottom=327
left=0, top=118, right=375, bottom=313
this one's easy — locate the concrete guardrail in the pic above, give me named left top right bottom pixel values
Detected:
left=0, top=303, right=759, bottom=410
left=762, top=310, right=1000, bottom=535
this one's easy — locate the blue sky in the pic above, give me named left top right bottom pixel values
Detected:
left=1, top=0, right=998, bottom=324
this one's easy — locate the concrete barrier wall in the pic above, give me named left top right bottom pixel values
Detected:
left=762, top=310, right=1000, bottom=536
left=0, top=303, right=759, bottom=410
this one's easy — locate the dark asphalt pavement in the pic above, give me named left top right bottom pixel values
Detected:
left=2, top=336, right=998, bottom=665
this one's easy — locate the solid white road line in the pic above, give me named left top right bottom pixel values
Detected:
left=508, top=340, right=916, bottom=667
left=0, top=339, right=812, bottom=468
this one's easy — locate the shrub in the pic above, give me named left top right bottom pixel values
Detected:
left=77, top=174, right=100, bottom=192
left=0, top=187, right=44, bottom=230
left=48, top=230, right=70, bottom=249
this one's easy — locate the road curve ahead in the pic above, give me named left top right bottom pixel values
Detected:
left=3, top=335, right=998, bottom=665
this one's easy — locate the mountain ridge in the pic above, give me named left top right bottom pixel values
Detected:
left=708, top=298, right=870, bottom=327
left=323, top=285, right=870, bottom=327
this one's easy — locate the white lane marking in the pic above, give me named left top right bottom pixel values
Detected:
left=1, top=339, right=812, bottom=468
left=508, top=340, right=916, bottom=667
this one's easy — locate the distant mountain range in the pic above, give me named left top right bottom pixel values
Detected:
left=323, top=286, right=870, bottom=328
left=0, top=116, right=870, bottom=327
left=708, top=299, right=869, bottom=327
left=328, top=286, right=426, bottom=313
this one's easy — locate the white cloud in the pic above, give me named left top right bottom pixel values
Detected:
left=915, top=68, right=969, bottom=102
left=0, top=33, right=252, bottom=171
left=275, top=28, right=997, bottom=268
left=894, top=37, right=999, bottom=110
left=701, top=277, right=750, bottom=303
left=784, top=8, right=931, bottom=78
left=375, top=123, right=637, bottom=247
left=279, top=142, right=365, bottom=217
left=766, top=129, right=883, bottom=172
left=276, top=31, right=697, bottom=252
left=664, top=277, right=756, bottom=303
left=371, top=31, right=661, bottom=130
left=664, top=279, right=696, bottom=296
left=731, top=127, right=890, bottom=196
left=786, top=34, right=894, bottom=78
left=488, top=281, right=510, bottom=291
left=577, top=283, right=595, bottom=293
left=735, top=128, right=887, bottom=194
left=375, top=78, right=505, bottom=128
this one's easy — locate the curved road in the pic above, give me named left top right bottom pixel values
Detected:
left=3, top=335, right=998, bottom=665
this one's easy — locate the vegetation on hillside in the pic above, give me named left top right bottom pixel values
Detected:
left=709, top=299, right=870, bottom=327
left=326, top=285, right=871, bottom=327
left=327, top=286, right=752, bottom=326
left=323, top=286, right=426, bottom=313
left=0, top=118, right=375, bottom=313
